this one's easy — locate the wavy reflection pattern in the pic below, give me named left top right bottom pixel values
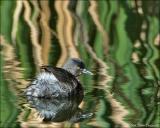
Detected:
left=0, top=0, right=159, bottom=128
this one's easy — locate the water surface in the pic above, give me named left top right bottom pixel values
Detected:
left=0, top=1, right=159, bottom=128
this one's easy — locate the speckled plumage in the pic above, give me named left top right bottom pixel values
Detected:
left=25, top=58, right=92, bottom=99
left=25, top=67, right=83, bottom=98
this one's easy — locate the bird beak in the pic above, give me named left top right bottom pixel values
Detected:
left=82, top=69, right=93, bottom=75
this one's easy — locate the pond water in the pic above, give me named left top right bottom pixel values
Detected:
left=0, top=1, right=159, bottom=128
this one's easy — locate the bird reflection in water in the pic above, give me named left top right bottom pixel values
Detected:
left=25, top=58, right=94, bottom=123
left=26, top=96, right=93, bottom=123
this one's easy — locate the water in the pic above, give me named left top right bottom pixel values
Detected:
left=0, top=1, right=159, bottom=128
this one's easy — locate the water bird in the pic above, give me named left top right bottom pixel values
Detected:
left=25, top=58, right=93, bottom=98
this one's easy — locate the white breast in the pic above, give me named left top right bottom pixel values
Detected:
left=37, top=72, right=58, bottom=82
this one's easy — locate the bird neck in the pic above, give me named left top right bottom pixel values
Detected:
left=63, top=66, right=79, bottom=76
